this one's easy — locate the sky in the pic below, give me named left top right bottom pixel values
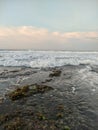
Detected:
left=0, top=0, right=98, bottom=50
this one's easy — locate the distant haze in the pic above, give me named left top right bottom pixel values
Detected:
left=0, top=0, right=98, bottom=50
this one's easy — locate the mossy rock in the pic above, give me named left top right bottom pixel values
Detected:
left=8, top=84, right=53, bottom=101
left=8, top=86, right=29, bottom=101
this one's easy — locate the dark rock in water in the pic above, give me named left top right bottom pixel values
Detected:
left=45, top=78, right=52, bottom=82
left=49, top=70, right=61, bottom=77
left=41, top=78, right=52, bottom=83
left=91, top=66, right=98, bottom=73
left=0, top=97, right=4, bottom=104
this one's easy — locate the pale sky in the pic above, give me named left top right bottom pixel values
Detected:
left=0, top=0, right=98, bottom=50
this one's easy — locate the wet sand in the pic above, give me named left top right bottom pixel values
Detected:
left=0, top=65, right=98, bottom=130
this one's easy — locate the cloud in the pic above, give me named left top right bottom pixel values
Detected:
left=0, top=26, right=98, bottom=50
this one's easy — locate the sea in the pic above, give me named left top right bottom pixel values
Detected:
left=0, top=50, right=98, bottom=68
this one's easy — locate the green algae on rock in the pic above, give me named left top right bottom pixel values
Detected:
left=36, top=112, right=46, bottom=120
left=63, top=126, right=70, bottom=130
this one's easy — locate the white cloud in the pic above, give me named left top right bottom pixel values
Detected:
left=0, top=26, right=98, bottom=50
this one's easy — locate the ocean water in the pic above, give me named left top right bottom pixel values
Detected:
left=0, top=50, right=98, bottom=68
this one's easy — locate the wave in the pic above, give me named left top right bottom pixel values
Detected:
left=0, top=51, right=98, bottom=68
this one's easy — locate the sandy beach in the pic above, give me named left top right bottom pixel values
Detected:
left=0, top=65, right=98, bottom=130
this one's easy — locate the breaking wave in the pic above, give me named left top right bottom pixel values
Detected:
left=0, top=50, right=98, bottom=68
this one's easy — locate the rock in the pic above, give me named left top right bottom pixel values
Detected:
left=49, top=70, right=61, bottom=77
left=8, top=84, right=54, bottom=101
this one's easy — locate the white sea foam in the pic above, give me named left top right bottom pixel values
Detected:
left=0, top=50, right=98, bottom=68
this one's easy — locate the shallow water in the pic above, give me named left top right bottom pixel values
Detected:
left=0, top=65, right=98, bottom=129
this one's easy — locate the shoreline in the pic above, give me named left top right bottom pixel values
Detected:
left=0, top=65, right=98, bottom=130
